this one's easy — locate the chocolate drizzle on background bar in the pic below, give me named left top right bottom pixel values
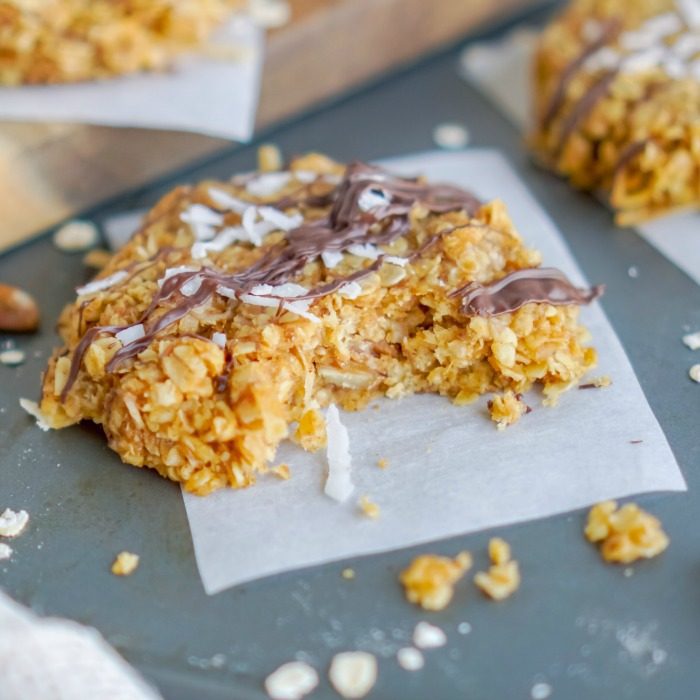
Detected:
left=450, top=267, right=604, bottom=316
left=61, top=162, right=600, bottom=400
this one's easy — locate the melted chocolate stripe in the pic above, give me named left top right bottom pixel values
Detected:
left=450, top=267, right=604, bottom=316
left=61, top=162, right=482, bottom=398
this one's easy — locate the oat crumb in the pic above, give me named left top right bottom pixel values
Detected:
left=341, top=568, right=356, bottom=580
left=400, top=551, right=472, bottom=611
left=83, top=249, right=113, bottom=270
left=258, top=143, right=285, bottom=172
left=413, top=621, right=447, bottom=649
left=111, top=551, right=140, bottom=576
left=358, top=495, right=380, bottom=520
left=265, top=660, right=318, bottom=700
left=682, top=331, right=700, bottom=350
left=396, top=647, right=424, bottom=671
left=377, top=457, right=389, bottom=469
left=585, top=500, right=669, bottom=564
left=474, top=537, right=520, bottom=601
left=271, top=464, right=291, bottom=480
left=579, top=375, right=612, bottom=389
left=488, top=391, right=529, bottom=430
left=690, top=364, right=700, bottom=383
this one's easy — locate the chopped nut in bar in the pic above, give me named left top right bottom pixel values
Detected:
left=474, top=537, right=521, bottom=600
left=400, top=551, right=472, bottom=611
left=35, top=154, right=601, bottom=494
left=585, top=500, right=669, bottom=563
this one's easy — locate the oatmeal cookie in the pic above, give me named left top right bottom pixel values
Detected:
left=37, top=153, right=600, bottom=494
left=531, top=0, right=700, bottom=225
left=0, top=0, right=240, bottom=85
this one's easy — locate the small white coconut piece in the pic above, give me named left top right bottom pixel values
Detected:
left=682, top=331, right=700, bottom=350
left=246, top=172, right=291, bottom=197
left=53, top=220, right=99, bottom=252
left=0, top=508, right=29, bottom=538
left=76, top=270, right=128, bottom=297
left=115, top=324, right=145, bottom=346
left=358, top=187, right=390, bottom=213
left=324, top=404, right=354, bottom=502
left=690, top=364, right=700, bottom=383
left=347, top=244, right=380, bottom=260
left=321, top=250, right=344, bottom=269
left=264, top=661, right=319, bottom=700
left=396, top=647, right=424, bottom=671
left=19, top=398, right=51, bottom=432
left=0, top=543, right=12, bottom=560
left=211, top=332, right=227, bottom=349
left=413, top=621, right=447, bottom=649
left=0, top=349, right=26, bottom=366
left=208, top=188, right=249, bottom=214
left=328, top=651, right=378, bottom=699
left=433, top=122, right=470, bottom=150
left=338, top=282, right=363, bottom=299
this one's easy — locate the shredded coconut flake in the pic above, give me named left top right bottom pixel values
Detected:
left=19, top=398, right=50, bottom=432
left=338, top=282, right=363, bottom=299
left=76, top=270, right=128, bottom=297
left=328, top=651, right=378, bottom=699
left=53, top=220, right=99, bottom=252
left=677, top=0, right=700, bottom=29
left=397, top=647, right=424, bottom=671
left=0, top=349, right=26, bottom=366
left=115, top=324, right=145, bottom=346
left=246, top=172, right=291, bottom=197
left=212, top=332, right=227, bottom=349
left=180, top=275, right=203, bottom=297
left=324, top=404, right=354, bottom=502
left=413, top=621, right=447, bottom=649
left=208, top=188, right=249, bottom=213
left=294, top=170, right=318, bottom=184
left=348, top=243, right=381, bottom=260
left=264, top=661, right=319, bottom=700
left=383, top=255, right=409, bottom=267
left=180, top=204, right=224, bottom=227
left=0, top=508, right=29, bottom=538
left=0, top=543, right=12, bottom=560
left=321, top=250, right=344, bottom=269
left=358, top=187, right=390, bottom=212
left=258, top=206, right=304, bottom=232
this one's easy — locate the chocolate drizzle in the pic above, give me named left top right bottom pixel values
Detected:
left=61, top=162, right=480, bottom=399
left=450, top=267, right=604, bottom=316
left=540, top=18, right=621, bottom=130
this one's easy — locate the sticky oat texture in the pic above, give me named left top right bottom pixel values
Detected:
left=531, top=0, right=700, bottom=225
left=0, top=0, right=240, bottom=85
left=39, top=153, right=598, bottom=494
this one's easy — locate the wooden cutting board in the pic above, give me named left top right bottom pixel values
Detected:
left=0, top=0, right=542, bottom=251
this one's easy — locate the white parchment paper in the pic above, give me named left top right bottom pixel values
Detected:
left=461, top=30, right=700, bottom=287
left=0, top=15, right=262, bottom=142
left=183, top=150, right=686, bottom=595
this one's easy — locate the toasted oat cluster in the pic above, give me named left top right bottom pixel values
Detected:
left=474, top=537, right=521, bottom=600
left=532, top=0, right=700, bottom=225
left=400, top=552, right=472, bottom=611
left=487, top=390, right=530, bottom=430
left=585, top=500, right=669, bottom=563
left=37, top=153, right=600, bottom=494
left=0, top=0, right=239, bottom=85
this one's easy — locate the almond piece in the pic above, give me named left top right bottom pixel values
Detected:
left=0, top=284, right=39, bottom=332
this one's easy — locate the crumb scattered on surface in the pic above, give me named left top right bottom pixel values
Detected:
left=271, top=464, right=291, bottom=480
left=0, top=349, right=26, bottom=366
left=627, top=266, right=639, bottom=279
left=585, top=500, right=669, bottom=564
left=293, top=408, right=327, bottom=452
left=690, top=364, right=700, bottom=383
left=433, top=122, right=470, bottom=150
left=488, top=390, right=529, bottom=430
left=328, top=651, right=377, bottom=699
left=83, top=249, right=113, bottom=270
left=457, top=621, right=472, bottom=635
left=396, top=647, right=424, bottom=671
left=264, top=660, right=318, bottom=700
left=377, top=457, right=389, bottom=469
left=579, top=375, right=612, bottom=389
left=341, top=568, right=355, bottom=580
left=0, top=508, right=29, bottom=538
left=258, top=143, right=284, bottom=172
left=111, top=551, right=140, bottom=576
left=19, top=398, right=51, bottom=431
left=623, top=567, right=635, bottom=578
left=474, top=537, right=520, bottom=600
left=358, top=495, right=380, bottom=520
left=0, top=543, right=12, bottom=560
left=682, top=331, right=700, bottom=350
left=400, top=551, right=472, bottom=611
left=413, top=621, right=447, bottom=649
left=54, top=220, right=99, bottom=252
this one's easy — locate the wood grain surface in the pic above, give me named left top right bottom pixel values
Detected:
left=0, top=0, right=540, bottom=251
